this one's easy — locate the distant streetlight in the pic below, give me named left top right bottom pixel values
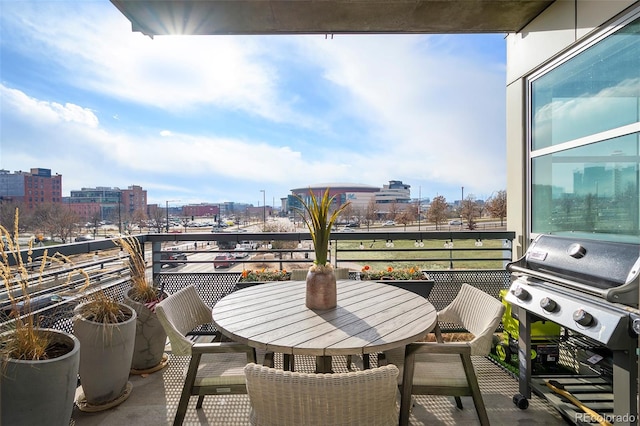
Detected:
left=460, top=186, right=464, bottom=223
left=118, top=192, right=122, bottom=235
left=417, top=186, right=421, bottom=231
left=165, top=199, right=180, bottom=233
left=260, top=189, right=266, bottom=231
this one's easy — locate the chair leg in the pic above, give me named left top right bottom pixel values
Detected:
left=454, top=396, right=463, bottom=409
left=196, top=395, right=205, bottom=409
left=263, top=352, right=275, bottom=368
left=461, top=354, right=490, bottom=426
left=283, top=354, right=295, bottom=371
left=346, top=354, right=370, bottom=370
left=399, top=346, right=418, bottom=426
left=362, top=353, right=370, bottom=370
left=174, top=353, right=202, bottom=426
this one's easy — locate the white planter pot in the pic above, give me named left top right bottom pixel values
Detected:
left=123, top=288, right=167, bottom=371
left=1, top=329, right=80, bottom=426
left=73, top=302, right=136, bottom=406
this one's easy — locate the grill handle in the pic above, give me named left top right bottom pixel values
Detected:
left=508, top=264, right=606, bottom=299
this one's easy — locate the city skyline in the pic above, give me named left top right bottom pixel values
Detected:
left=0, top=1, right=507, bottom=207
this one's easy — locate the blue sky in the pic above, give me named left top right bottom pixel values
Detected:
left=0, top=0, right=507, bottom=207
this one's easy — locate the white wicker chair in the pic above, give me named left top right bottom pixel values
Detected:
left=244, top=363, right=400, bottom=426
left=156, top=285, right=256, bottom=426
left=381, top=283, right=505, bottom=426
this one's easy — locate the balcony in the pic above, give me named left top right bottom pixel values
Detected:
left=3, top=229, right=571, bottom=425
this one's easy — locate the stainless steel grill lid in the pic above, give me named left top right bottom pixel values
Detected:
left=523, top=235, right=640, bottom=291
left=508, top=234, right=640, bottom=306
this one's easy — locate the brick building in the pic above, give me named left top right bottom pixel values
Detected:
left=0, top=168, right=62, bottom=211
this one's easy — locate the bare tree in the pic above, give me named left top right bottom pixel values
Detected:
left=396, top=208, right=415, bottom=230
left=387, top=202, right=400, bottom=222
left=461, top=195, right=482, bottom=230
left=364, top=198, right=377, bottom=231
left=148, top=207, right=166, bottom=233
left=427, top=195, right=448, bottom=230
left=31, top=203, right=58, bottom=240
left=131, top=208, right=148, bottom=232
left=47, top=206, right=80, bottom=243
left=486, top=190, right=507, bottom=226
left=89, top=212, right=101, bottom=238
left=351, top=206, right=366, bottom=229
left=1, top=201, right=25, bottom=232
left=338, top=202, right=354, bottom=226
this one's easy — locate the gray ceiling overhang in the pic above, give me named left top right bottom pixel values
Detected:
left=110, top=0, right=555, bottom=36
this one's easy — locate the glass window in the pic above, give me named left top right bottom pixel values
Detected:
left=531, top=16, right=640, bottom=150
left=531, top=134, right=639, bottom=242
left=529, top=12, right=640, bottom=244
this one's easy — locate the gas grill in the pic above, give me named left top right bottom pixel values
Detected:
left=505, top=234, right=640, bottom=425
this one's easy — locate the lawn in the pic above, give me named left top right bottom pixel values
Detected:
left=334, top=238, right=510, bottom=271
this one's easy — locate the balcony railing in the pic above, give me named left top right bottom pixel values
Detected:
left=2, top=230, right=515, bottom=335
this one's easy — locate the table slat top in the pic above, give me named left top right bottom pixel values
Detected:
left=212, top=280, right=437, bottom=356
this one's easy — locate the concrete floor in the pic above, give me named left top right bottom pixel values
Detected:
left=71, top=351, right=570, bottom=426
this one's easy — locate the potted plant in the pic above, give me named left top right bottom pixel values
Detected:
left=236, top=268, right=290, bottom=289
left=360, top=265, right=434, bottom=299
left=294, top=188, right=349, bottom=309
left=73, top=290, right=137, bottom=411
left=116, top=236, right=168, bottom=373
left=0, top=210, right=86, bottom=426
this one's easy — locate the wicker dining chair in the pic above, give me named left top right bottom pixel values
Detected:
left=381, top=283, right=505, bottom=426
left=155, top=285, right=257, bottom=426
left=244, top=363, right=400, bottom=426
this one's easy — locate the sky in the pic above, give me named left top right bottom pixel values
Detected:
left=0, top=0, right=507, bottom=207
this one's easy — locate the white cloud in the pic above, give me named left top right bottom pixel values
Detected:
left=0, top=3, right=507, bottom=204
left=1, top=85, right=99, bottom=128
left=1, top=3, right=302, bottom=123
left=293, top=35, right=506, bottom=192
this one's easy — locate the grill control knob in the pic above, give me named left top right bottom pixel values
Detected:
left=573, top=309, right=594, bottom=327
left=567, top=243, right=586, bottom=258
left=512, top=286, right=530, bottom=301
left=540, top=297, right=557, bottom=313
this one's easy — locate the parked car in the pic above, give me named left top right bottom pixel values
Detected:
left=214, top=254, right=234, bottom=269
left=449, top=220, right=463, bottom=225
left=382, top=220, right=395, bottom=226
left=75, top=234, right=94, bottom=242
left=236, top=241, right=257, bottom=250
left=232, top=249, right=250, bottom=259
left=161, top=251, right=188, bottom=267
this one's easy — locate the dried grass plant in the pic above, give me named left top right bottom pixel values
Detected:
left=1, top=209, right=90, bottom=361
left=75, top=291, right=131, bottom=324
left=114, top=235, right=162, bottom=305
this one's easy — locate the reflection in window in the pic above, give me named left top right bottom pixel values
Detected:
left=532, top=134, right=639, bottom=242
left=531, top=16, right=640, bottom=150
left=529, top=10, right=640, bottom=244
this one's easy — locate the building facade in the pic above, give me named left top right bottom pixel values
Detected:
left=182, top=203, right=219, bottom=218
left=0, top=168, right=62, bottom=211
left=288, top=181, right=413, bottom=217
left=66, top=185, right=147, bottom=222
